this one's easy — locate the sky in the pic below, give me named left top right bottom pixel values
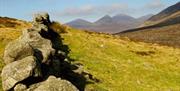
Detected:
left=0, top=0, right=179, bottom=23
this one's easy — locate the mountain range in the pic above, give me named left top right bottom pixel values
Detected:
left=66, top=14, right=153, bottom=33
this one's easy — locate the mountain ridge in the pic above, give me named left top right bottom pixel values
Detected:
left=66, top=19, right=93, bottom=29
left=142, top=2, right=180, bottom=27
left=66, top=14, right=153, bottom=33
left=148, top=2, right=180, bottom=21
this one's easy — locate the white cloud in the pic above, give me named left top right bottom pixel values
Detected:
left=144, top=0, right=165, bottom=10
left=57, top=5, right=95, bottom=16
left=54, top=3, right=129, bottom=17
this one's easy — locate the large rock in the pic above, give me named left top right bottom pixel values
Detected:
left=22, top=29, right=55, bottom=63
left=34, top=76, right=79, bottom=91
left=3, top=37, right=34, bottom=64
left=1, top=56, right=41, bottom=91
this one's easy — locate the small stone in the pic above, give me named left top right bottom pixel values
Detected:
left=14, top=83, right=27, bottom=91
left=33, top=13, right=51, bottom=25
left=34, top=76, right=79, bottom=91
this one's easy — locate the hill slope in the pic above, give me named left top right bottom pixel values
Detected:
left=0, top=17, right=180, bottom=91
left=142, top=2, right=180, bottom=27
left=137, top=14, right=154, bottom=22
left=148, top=2, right=180, bottom=21
left=117, top=2, right=180, bottom=48
left=118, top=24, right=180, bottom=48
left=0, top=17, right=31, bottom=28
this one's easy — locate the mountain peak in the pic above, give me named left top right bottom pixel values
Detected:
left=71, top=19, right=91, bottom=23
left=114, top=13, right=130, bottom=17
left=112, top=13, right=136, bottom=23
left=99, top=15, right=112, bottom=21
left=103, top=15, right=112, bottom=18
left=66, top=18, right=93, bottom=28
left=95, top=15, right=113, bottom=24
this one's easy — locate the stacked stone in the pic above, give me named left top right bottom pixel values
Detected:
left=1, top=13, right=78, bottom=91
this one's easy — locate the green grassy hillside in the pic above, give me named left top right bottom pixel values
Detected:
left=0, top=20, right=180, bottom=91
left=61, top=27, right=180, bottom=91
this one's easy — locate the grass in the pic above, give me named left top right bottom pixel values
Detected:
left=0, top=20, right=180, bottom=91
left=59, top=28, right=180, bottom=91
left=0, top=17, right=31, bottom=28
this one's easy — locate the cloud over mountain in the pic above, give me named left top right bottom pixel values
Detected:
left=144, top=0, right=165, bottom=10
left=55, top=3, right=129, bottom=17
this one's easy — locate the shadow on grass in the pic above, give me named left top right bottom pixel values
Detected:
left=38, top=25, right=99, bottom=91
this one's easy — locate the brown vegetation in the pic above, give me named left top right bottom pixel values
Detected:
left=118, top=24, right=180, bottom=48
left=0, top=17, right=31, bottom=28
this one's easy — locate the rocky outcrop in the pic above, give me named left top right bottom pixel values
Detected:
left=22, top=29, right=55, bottom=63
left=1, top=13, right=79, bottom=91
left=1, top=56, right=41, bottom=91
left=3, top=38, right=34, bottom=64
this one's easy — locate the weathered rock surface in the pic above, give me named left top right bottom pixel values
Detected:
left=3, top=37, right=34, bottom=64
left=1, top=56, right=40, bottom=91
left=22, top=29, right=55, bottom=63
left=33, top=13, right=51, bottom=25
left=33, top=76, right=79, bottom=91
left=14, top=83, right=27, bottom=91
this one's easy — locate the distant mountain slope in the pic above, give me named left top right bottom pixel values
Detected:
left=142, top=2, right=180, bottom=27
left=1, top=17, right=180, bottom=91
left=118, top=24, right=180, bottom=48
left=137, top=14, right=154, bottom=22
left=117, top=2, right=180, bottom=48
left=95, top=15, right=114, bottom=25
left=66, top=14, right=152, bottom=34
left=66, top=19, right=94, bottom=29
left=112, top=14, right=137, bottom=24
left=149, top=2, right=180, bottom=21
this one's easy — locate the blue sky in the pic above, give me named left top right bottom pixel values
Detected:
left=0, top=0, right=179, bottom=23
